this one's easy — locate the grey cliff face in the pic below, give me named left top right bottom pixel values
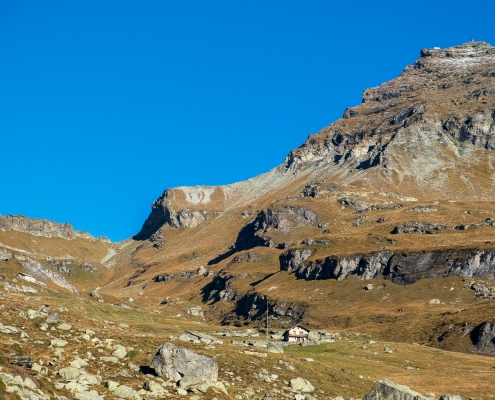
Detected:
left=279, top=249, right=312, bottom=272
left=283, top=248, right=495, bottom=285
left=134, top=189, right=216, bottom=240
left=234, top=206, right=319, bottom=250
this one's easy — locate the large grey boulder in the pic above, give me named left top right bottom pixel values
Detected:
left=471, top=320, right=495, bottom=355
left=151, top=342, right=218, bottom=382
left=363, top=379, right=426, bottom=400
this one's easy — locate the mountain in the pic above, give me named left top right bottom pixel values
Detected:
left=1, top=41, right=495, bottom=399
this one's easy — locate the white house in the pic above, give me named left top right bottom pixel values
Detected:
left=283, top=325, right=309, bottom=343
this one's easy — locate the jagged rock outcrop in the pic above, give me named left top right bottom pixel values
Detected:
left=283, top=41, right=495, bottom=202
left=393, top=218, right=494, bottom=234
left=234, top=206, right=319, bottom=250
left=443, top=109, right=495, bottom=149
left=279, top=249, right=312, bottom=272
left=300, top=181, right=340, bottom=198
left=226, top=251, right=261, bottom=267
left=471, top=320, right=495, bottom=355
left=464, top=279, right=495, bottom=299
left=226, top=292, right=305, bottom=326
left=134, top=189, right=219, bottom=239
left=201, top=274, right=236, bottom=302
left=286, top=248, right=495, bottom=285
left=289, top=251, right=392, bottom=281
left=0, top=248, right=12, bottom=261
left=151, top=342, right=218, bottom=382
left=0, top=214, right=101, bottom=241
left=392, top=222, right=451, bottom=234
left=153, top=274, right=174, bottom=283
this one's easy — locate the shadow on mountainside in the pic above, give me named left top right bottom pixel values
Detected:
left=207, top=220, right=268, bottom=265
left=207, top=249, right=237, bottom=266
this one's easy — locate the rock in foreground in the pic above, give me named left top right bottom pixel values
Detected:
left=363, top=379, right=426, bottom=400
left=151, top=342, right=218, bottom=382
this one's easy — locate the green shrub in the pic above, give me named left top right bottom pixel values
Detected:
left=125, top=350, right=139, bottom=358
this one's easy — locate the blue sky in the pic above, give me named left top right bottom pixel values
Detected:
left=1, top=0, right=494, bottom=241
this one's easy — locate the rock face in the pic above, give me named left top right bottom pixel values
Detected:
left=201, top=274, right=236, bottom=302
left=283, top=41, right=495, bottom=202
left=134, top=189, right=220, bottom=239
left=226, top=292, right=306, bottom=326
left=0, top=214, right=99, bottom=241
left=20, top=257, right=78, bottom=294
left=234, top=206, right=319, bottom=250
left=471, top=320, right=495, bottom=355
left=363, top=379, right=426, bottom=400
left=150, top=342, right=218, bottom=382
left=288, top=250, right=393, bottom=281
left=0, top=248, right=12, bottom=261
left=286, top=248, right=495, bottom=285
left=279, top=249, right=313, bottom=272
left=392, top=222, right=451, bottom=234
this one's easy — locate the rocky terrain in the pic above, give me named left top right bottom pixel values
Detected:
left=3, top=41, right=495, bottom=398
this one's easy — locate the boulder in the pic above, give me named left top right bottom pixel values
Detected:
left=471, top=320, right=495, bottom=355
left=363, top=379, right=426, bottom=400
left=59, top=367, right=81, bottom=381
left=143, top=380, right=164, bottom=393
left=77, top=373, right=100, bottom=385
left=289, top=377, right=314, bottom=393
left=66, top=381, right=86, bottom=393
left=112, top=384, right=141, bottom=399
left=151, top=342, right=218, bottom=382
left=113, top=345, right=127, bottom=359
left=179, top=376, right=205, bottom=388
left=50, top=339, right=68, bottom=347
left=23, top=377, right=37, bottom=389
left=75, top=391, right=104, bottom=400
left=0, top=324, right=18, bottom=334
left=70, top=358, right=89, bottom=368
left=57, top=323, right=72, bottom=331
left=45, top=313, right=61, bottom=324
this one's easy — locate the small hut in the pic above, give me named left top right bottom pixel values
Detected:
left=283, top=325, right=309, bottom=343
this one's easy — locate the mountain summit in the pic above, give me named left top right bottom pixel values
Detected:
left=137, top=41, right=495, bottom=241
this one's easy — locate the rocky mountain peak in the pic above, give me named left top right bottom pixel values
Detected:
left=0, top=214, right=110, bottom=242
left=284, top=41, right=495, bottom=201
left=418, top=41, right=494, bottom=69
left=137, top=40, right=495, bottom=240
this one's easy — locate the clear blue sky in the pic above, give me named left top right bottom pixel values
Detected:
left=1, top=0, right=494, bottom=241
